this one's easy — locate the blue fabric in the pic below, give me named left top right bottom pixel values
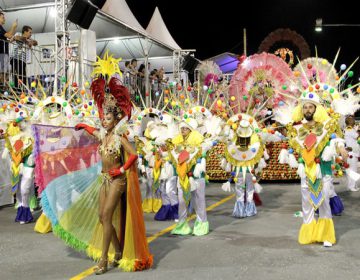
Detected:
left=245, top=201, right=257, bottom=217
left=233, top=201, right=257, bottom=218
left=154, top=204, right=179, bottom=221
left=41, top=162, right=102, bottom=226
left=309, top=190, right=324, bottom=210
left=15, top=206, right=33, bottom=223
left=330, top=195, right=344, bottom=215
left=232, top=201, right=245, bottom=218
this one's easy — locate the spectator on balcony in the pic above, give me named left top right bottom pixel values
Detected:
left=0, top=12, right=17, bottom=84
left=129, top=58, right=138, bottom=76
left=157, top=67, right=169, bottom=84
left=150, top=68, right=158, bottom=81
left=137, top=63, right=145, bottom=78
left=10, top=25, right=37, bottom=90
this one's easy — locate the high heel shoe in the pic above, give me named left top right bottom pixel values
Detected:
left=94, top=258, right=108, bottom=275
left=110, top=252, right=122, bottom=267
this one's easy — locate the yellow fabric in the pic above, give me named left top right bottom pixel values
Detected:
left=34, top=213, right=52, bottom=234
left=119, top=258, right=137, bottom=272
left=292, top=105, right=304, bottom=123
left=313, top=218, right=336, bottom=244
left=313, top=105, right=330, bottom=123
left=153, top=198, right=162, bottom=212
left=176, top=162, right=190, bottom=194
left=6, top=123, right=21, bottom=136
left=298, top=219, right=316, bottom=244
left=153, top=157, right=162, bottom=184
left=11, top=162, right=21, bottom=177
left=142, top=198, right=154, bottom=213
left=304, top=162, right=317, bottom=184
left=298, top=218, right=336, bottom=245
left=144, top=128, right=151, bottom=140
left=142, top=198, right=162, bottom=213
left=250, top=133, right=260, bottom=145
left=292, top=104, right=330, bottom=123
left=172, top=131, right=204, bottom=147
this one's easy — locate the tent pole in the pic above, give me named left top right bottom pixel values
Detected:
left=144, top=38, right=150, bottom=107
left=243, top=28, right=247, bottom=56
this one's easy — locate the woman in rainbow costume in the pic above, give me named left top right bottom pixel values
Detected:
left=40, top=53, right=152, bottom=274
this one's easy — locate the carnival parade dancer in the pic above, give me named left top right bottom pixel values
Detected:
left=169, top=117, right=210, bottom=236
left=136, top=120, right=162, bottom=213
left=40, top=53, right=152, bottom=273
left=1, top=110, right=37, bottom=224
left=220, top=114, right=266, bottom=218
left=221, top=52, right=296, bottom=217
left=151, top=119, right=179, bottom=221
left=277, top=92, right=348, bottom=246
left=344, top=115, right=360, bottom=191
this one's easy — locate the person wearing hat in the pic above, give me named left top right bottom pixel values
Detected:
left=220, top=114, right=266, bottom=219
left=152, top=123, right=179, bottom=221
left=344, top=115, right=360, bottom=191
left=287, top=92, right=348, bottom=247
left=168, top=117, right=209, bottom=236
left=137, top=120, right=162, bottom=213
left=1, top=109, right=37, bottom=224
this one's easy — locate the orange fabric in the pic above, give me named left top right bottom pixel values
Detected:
left=154, top=156, right=162, bottom=170
left=11, top=151, right=22, bottom=166
left=121, top=151, right=153, bottom=270
left=302, top=148, right=315, bottom=166
left=177, top=162, right=188, bottom=179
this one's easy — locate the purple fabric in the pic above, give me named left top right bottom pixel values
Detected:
left=154, top=204, right=179, bottom=221
left=31, top=124, right=100, bottom=195
left=15, top=206, right=34, bottom=223
left=330, top=196, right=344, bottom=216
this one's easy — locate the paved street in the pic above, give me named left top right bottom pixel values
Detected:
left=1, top=179, right=360, bottom=280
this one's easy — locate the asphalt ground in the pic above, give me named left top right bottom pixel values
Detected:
left=1, top=178, right=360, bottom=280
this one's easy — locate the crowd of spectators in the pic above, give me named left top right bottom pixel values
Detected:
left=0, top=11, right=37, bottom=90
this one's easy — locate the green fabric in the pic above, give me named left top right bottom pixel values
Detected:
left=307, top=178, right=322, bottom=196
left=193, top=220, right=209, bottom=236
left=171, top=221, right=192, bottom=235
left=320, top=159, right=333, bottom=176
left=23, top=154, right=35, bottom=168
left=53, top=224, right=88, bottom=252
left=29, top=195, right=38, bottom=210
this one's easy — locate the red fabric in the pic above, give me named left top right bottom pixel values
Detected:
left=123, top=154, right=138, bottom=170
left=75, top=123, right=96, bottom=135
left=91, top=77, right=132, bottom=120
left=253, top=193, right=262, bottom=206
left=108, top=166, right=123, bottom=177
left=108, top=154, right=138, bottom=177
left=108, top=77, right=132, bottom=120
left=91, top=77, right=106, bottom=120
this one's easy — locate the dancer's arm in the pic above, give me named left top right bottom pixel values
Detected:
left=75, top=123, right=100, bottom=140
left=108, top=137, right=138, bottom=177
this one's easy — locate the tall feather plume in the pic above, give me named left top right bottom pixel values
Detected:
left=108, top=77, right=132, bottom=120
left=90, top=77, right=106, bottom=120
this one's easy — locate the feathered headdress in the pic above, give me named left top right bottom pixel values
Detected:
left=91, top=52, right=132, bottom=120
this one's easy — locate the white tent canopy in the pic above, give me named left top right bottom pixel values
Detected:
left=1, top=0, right=177, bottom=68
left=146, top=7, right=181, bottom=50
left=101, top=0, right=146, bottom=34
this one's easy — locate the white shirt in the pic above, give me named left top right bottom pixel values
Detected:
left=345, top=127, right=359, bottom=156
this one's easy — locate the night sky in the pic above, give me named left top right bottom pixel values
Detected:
left=127, top=0, right=360, bottom=75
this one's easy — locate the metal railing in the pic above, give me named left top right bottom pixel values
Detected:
left=0, top=38, right=93, bottom=96
left=0, top=39, right=189, bottom=110
left=122, top=71, right=168, bottom=108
